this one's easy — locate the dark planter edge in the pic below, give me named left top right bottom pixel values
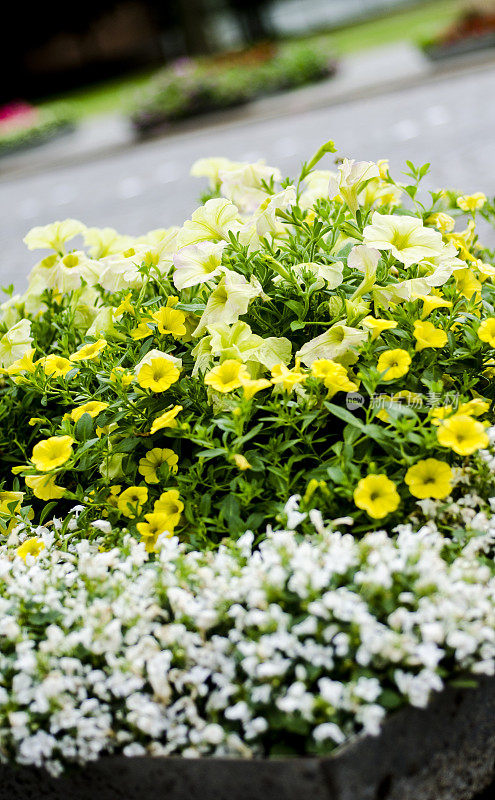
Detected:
left=1, top=675, right=494, bottom=800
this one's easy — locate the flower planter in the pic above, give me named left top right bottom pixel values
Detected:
left=2, top=676, right=494, bottom=800
left=424, top=32, right=495, bottom=62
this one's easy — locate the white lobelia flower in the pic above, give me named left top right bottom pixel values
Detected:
left=219, top=161, right=282, bottom=214
left=177, top=199, right=241, bottom=248
left=328, top=159, right=380, bottom=214
left=297, top=323, right=367, bottom=367
left=363, top=212, right=445, bottom=267
left=173, top=241, right=227, bottom=290
left=23, top=219, right=87, bottom=254
left=0, top=319, right=33, bottom=368
left=193, top=271, right=264, bottom=337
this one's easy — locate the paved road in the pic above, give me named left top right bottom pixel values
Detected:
left=1, top=62, right=495, bottom=291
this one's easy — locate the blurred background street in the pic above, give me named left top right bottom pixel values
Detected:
left=2, top=0, right=495, bottom=289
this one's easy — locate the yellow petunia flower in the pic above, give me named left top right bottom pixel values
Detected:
left=413, top=320, right=447, bottom=352
left=310, top=359, right=358, bottom=398
left=25, top=474, right=66, bottom=500
left=457, top=193, right=486, bottom=212
left=70, top=339, right=107, bottom=362
left=16, top=538, right=45, bottom=562
left=138, top=357, right=180, bottom=393
left=150, top=405, right=182, bottom=435
left=478, top=318, right=495, bottom=347
left=40, top=355, right=74, bottom=378
left=377, top=349, right=411, bottom=381
left=152, top=307, right=187, bottom=338
left=131, top=321, right=153, bottom=340
left=71, top=401, right=109, bottom=424
left=153, top=489, right=184, bottom=528
left=31, top=435, right=74, bottom=472
left=417, top=294, right=452, bottom=319
left=405, top=458, right=453, bottom=499
left=205, top=360, right=249, bottom=393
left=136, top=512, right=175, bottom=552
left=138, top=448, right=178, bottom=483
left=271, top=359, right=307, bottom=392
left=437, top=414, right=489, bottom=456
left=353, top=474, right=400, bottom=519
left=117, top=486, right=148, bottom=518
left=362, top=315, right=398, bottom=341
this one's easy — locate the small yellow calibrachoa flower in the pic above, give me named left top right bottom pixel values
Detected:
left=70, top=339, right=107, bottom=362
left=437, top=414, right=489, bottom=456
left=71, top=401, right=109, bottom=423
left=454, top=269, right=481, bottom=300
left=136, top=513, right=174, bottom=552
left=405, top=459, right=453, bottom=500
left=362, top=316, right=398, bottom=341
left=117, top=486, right=148, bottom=518
left=413, top=320, right=447, bottom=352
left=131, top=322, right=153, bottom=340
left=150, top=405, right=182, bottom=435
left=114, top=293, right=134, bottom=316
left=138, top=358, right=180, bottom=392
left=458, top=398, right=490, bottom=417
left=353, top=474, right=400, bottom=519
left=152, top=307, right=187, bottom=338
left=427, top=212, right=455, bottom=234
left=31, top=436, right=74, bottom=472
left=6, top=349, right=36, bottom=376
left=205, top=360, right=248, bottom=393
left=310, top=359, right=358, bottom=398
left=271, top=359, right=307, bottom=392
left=153, top=489, right=184, bottom=528
left=418, top=294, right=452, bottom=319
left=232, top=453, right=252, bottom=471
left=110, top=366, right=135, bottom=387
left=457, top=193, right=486, bottom=212
left=40, top=355, right=73, bottom=378
left=239, top=376, right=271, bottom=401
left=16, top=538, right=44, bottom=562
left=25, top=474, right=65, bottom=500
left=377, top=349, right=411, bottom=381
left=477, top=318, right=495, bottom=347
left=138, top=448, right=178, bottom=483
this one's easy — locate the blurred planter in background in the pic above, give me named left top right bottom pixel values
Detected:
left=423, top=3, right=495, bottom=60
left=0, top=102, right=74, bottom=158
left=131, top=40, right=336, bottom=137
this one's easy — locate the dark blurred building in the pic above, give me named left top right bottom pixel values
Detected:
left=3, top=0, right=276, bottom=103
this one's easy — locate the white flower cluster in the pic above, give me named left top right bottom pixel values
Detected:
left=0, top=504, right=494, bottom=776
